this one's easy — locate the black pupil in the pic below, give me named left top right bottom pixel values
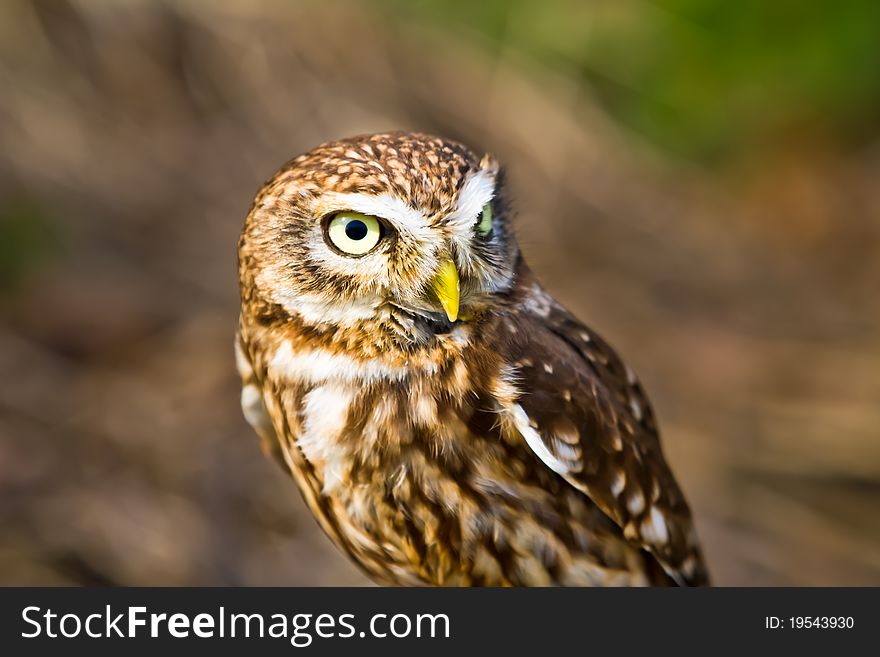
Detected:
left=345, top=220, right=368, bottom=241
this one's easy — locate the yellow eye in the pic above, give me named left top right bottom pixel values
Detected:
left=326, top=212, right=382, bottom=255
left=477, top=202, right=493, bottom=236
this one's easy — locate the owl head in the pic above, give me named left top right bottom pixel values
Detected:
left=239, top=132, right=519, bottom=348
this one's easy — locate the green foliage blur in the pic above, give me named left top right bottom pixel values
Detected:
left=385, top=0, right=880, bottom=164
left=0, top=199, right=58, bottom=293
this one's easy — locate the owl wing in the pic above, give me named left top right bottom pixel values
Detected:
left=503, top=286, right=709, bottom=585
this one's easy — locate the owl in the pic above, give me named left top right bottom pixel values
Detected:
left=236, top=132, right=709, bottom=586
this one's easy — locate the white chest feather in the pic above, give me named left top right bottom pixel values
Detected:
left=297, top=383, right=356, bottom=494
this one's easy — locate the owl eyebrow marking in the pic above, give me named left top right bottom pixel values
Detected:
left=312, top=191, right=429, bottom=233
left=444, top=168, right=497, bottom=230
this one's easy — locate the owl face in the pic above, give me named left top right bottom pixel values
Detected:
left=241, top=133, right=518, bottom=342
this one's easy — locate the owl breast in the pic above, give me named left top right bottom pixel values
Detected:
left=245, top=337, right=655, bottom=586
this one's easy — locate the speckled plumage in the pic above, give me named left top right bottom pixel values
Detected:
left=236, top=132, right=709, bottom=586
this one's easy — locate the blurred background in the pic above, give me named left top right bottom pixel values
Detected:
left=1, top=0, right=879, bottom=586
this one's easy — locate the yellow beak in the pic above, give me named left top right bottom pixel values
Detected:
left=430, top=259, right=460, bottom=322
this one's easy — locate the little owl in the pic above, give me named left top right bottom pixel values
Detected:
left=236, top=132, right=709, bottom=586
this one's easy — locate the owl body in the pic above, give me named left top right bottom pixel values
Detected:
left=237, top=132, right=708, bottom=586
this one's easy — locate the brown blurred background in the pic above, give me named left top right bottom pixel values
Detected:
left=1, top=0, right=878, bottom=586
